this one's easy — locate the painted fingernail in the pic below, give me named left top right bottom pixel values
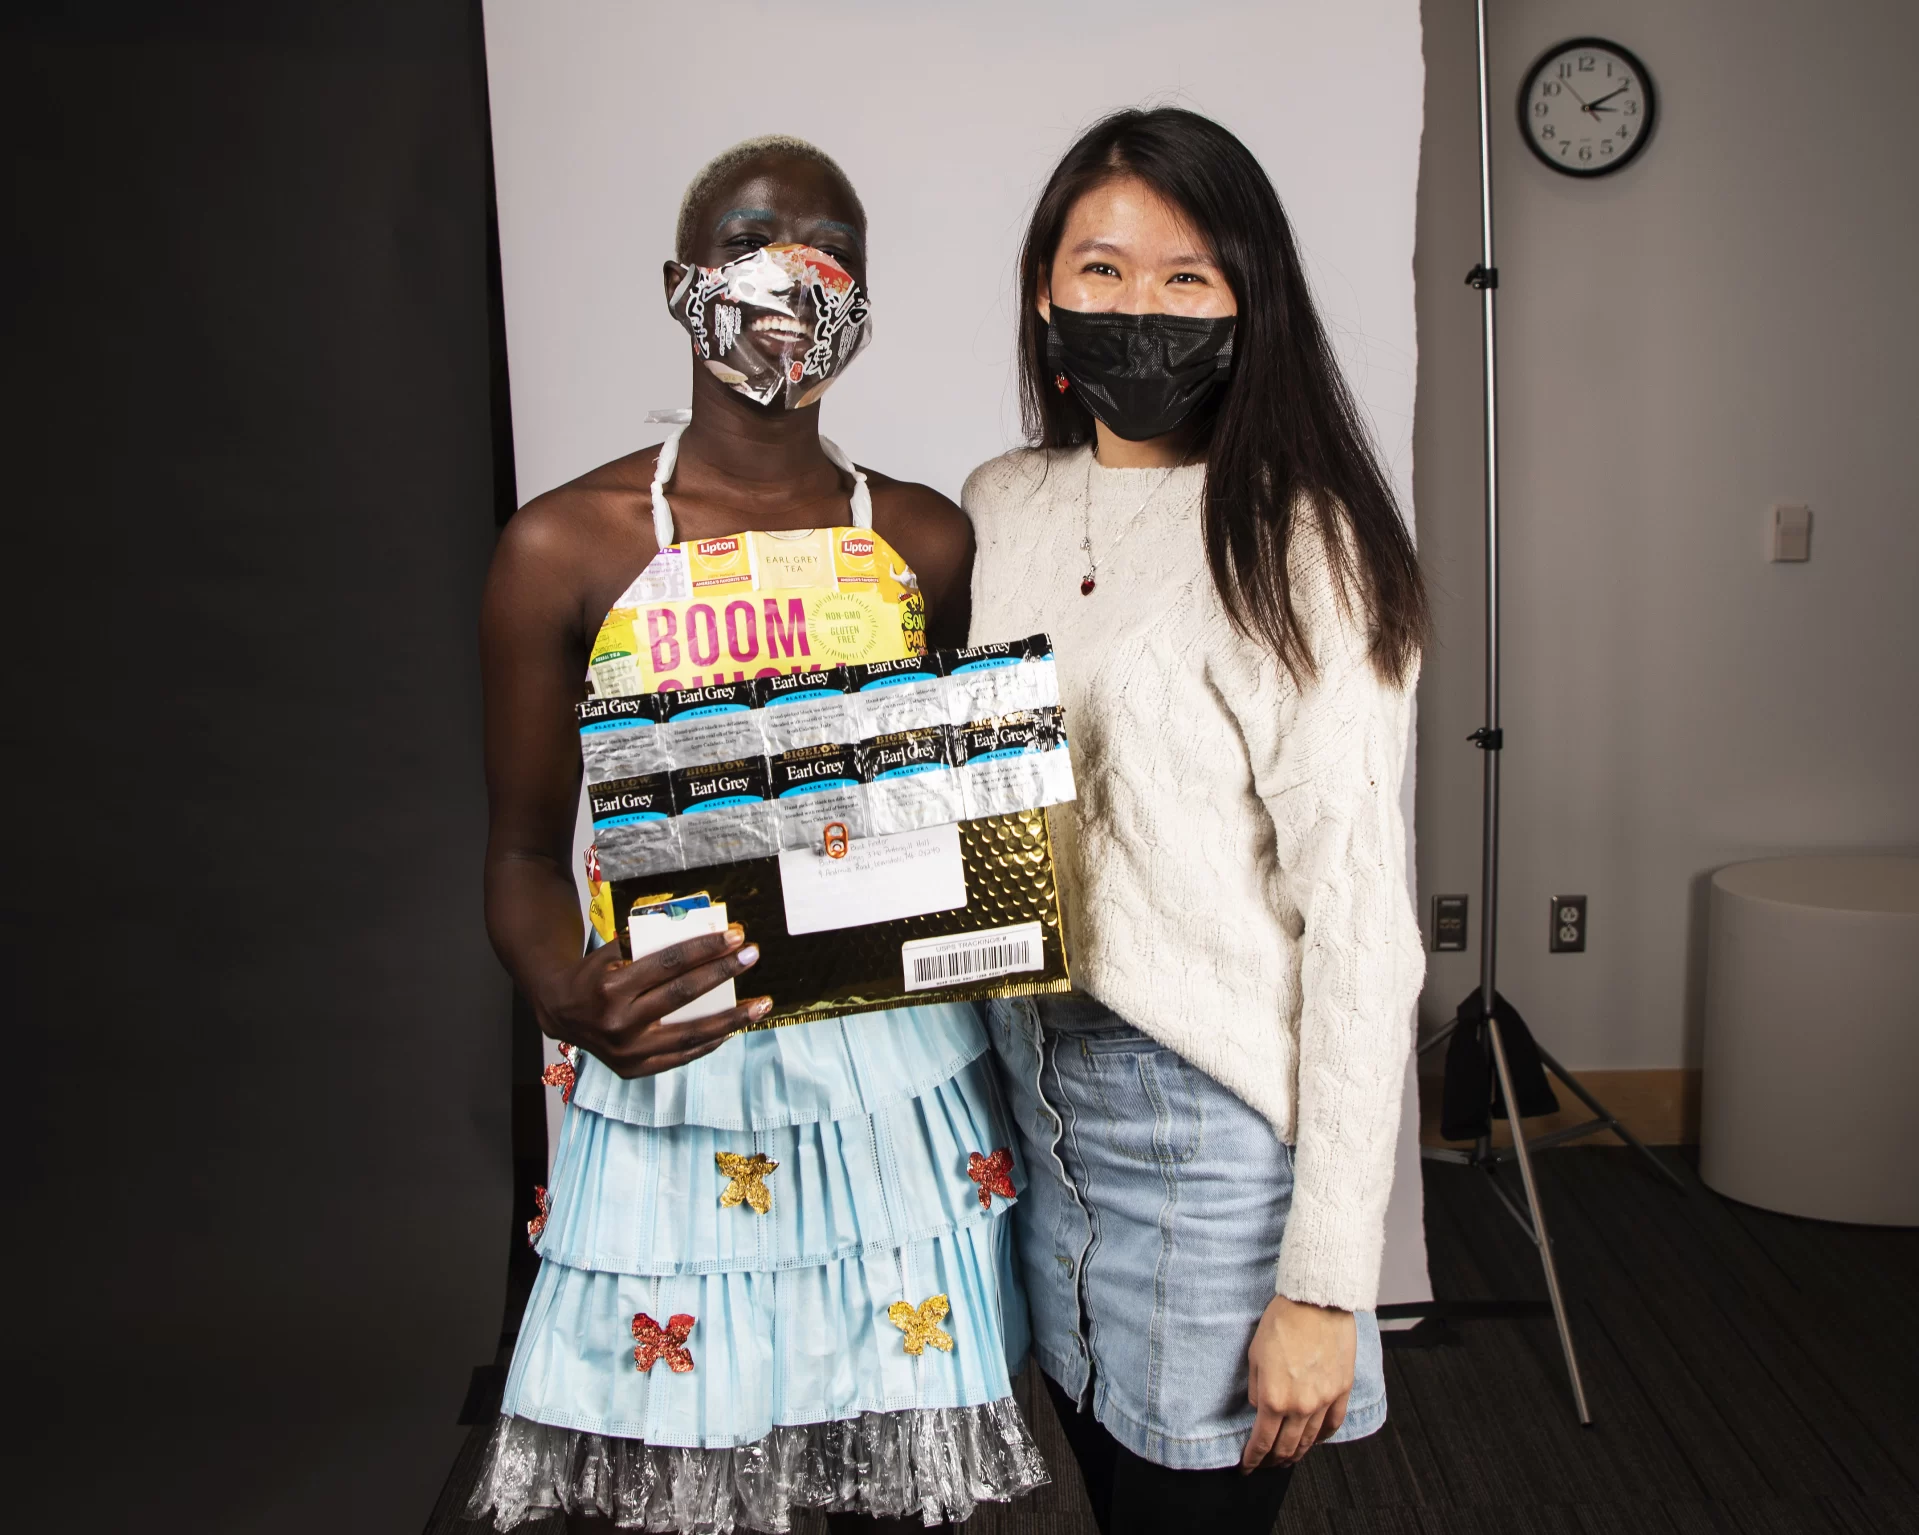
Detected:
left=748, top=996, right=773, bottom=1019
left=738, top=944, right=760, bottom=967
left=725, top=923, right=745, bottom=946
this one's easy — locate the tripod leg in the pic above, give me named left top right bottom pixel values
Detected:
left=1533, top=1044, right=1687, bottom=1191
left=1488, top=1017, right=1592, bottom=1425
left=1418, top=1017, right=1460, bottom=1057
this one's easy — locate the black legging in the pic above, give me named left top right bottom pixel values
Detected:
left=1042, top=1371, right=1294, bottom=1535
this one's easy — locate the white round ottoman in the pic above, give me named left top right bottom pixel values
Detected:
left=1700, top=855, right=1919, bottom=1225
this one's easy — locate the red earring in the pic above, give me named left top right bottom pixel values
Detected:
left=1054, top=372, right=1070, bottom=394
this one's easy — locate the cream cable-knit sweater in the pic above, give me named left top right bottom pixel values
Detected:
left=964, top=447, right=1425, bottom=1313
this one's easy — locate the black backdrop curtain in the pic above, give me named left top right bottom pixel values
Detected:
left=4, top=5, right=514, bottom=1527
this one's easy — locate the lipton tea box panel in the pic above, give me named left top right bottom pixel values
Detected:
left=589, top=527, right=925, bottom=699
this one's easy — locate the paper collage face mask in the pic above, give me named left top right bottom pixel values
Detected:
left=668, top=243, right=872, bottom=410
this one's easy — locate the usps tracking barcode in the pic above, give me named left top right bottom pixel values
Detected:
left=912, top=939, right=1026, bottom=986
left=901, top=922, right=1045, bottom=993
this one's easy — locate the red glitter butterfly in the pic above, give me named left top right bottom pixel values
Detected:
left=967, top=1148, right=1016, bottom=1210
left=541, top=1043, right=578, bottom=1102
left=526, top=1185, right=550, bottom=1248
left=632, top=1311, right=697, bottom=1374
left=542, top=1060, right=576, bottom=1102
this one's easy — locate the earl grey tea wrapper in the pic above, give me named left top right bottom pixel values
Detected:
left=659, top=680, right=766, bottom=766
left=952, top=706, right=1074, bottom=820
left=577, top=693, right=668, bottom=783
left=589, top=772, right=681, bottom=879
left=861, top=725, right=962, bottom=835
left=846, top=655, right=945, bottom=740
left=938, top=633, right=1060, bottom=723
left=671, top=756, right=779, bottom=864
left=610, top=808, right=1071, bottom=1026
left=754, top=666, right=854, bottom=753
left=770, top=740, right=868, bottom=850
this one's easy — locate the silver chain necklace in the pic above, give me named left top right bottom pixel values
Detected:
left=1079, top=448, right=1188, bottom=596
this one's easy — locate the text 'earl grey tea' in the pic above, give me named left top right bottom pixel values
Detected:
left=589, top=772, right=681, bottom=879
left=671, top=757, right=778, bottom=865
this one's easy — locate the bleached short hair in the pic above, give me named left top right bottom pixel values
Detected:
left=674, top=134, right=866, bottom=260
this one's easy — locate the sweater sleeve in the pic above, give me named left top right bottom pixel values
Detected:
left=1207, top=519, right=1425, bottom=1313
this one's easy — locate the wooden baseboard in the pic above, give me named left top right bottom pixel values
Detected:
left=1418, top=1067, right=1701, bottom=1148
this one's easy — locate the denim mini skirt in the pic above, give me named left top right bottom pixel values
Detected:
left=985, top=995, right=1386, bottom=1471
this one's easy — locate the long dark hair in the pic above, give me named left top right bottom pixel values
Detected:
left=1018, top=108, right=1427, bottom=684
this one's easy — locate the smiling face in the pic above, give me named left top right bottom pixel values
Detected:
left=1040, top=174, right=1237, bottom=322
left=666, top=153, right=872, bottom=409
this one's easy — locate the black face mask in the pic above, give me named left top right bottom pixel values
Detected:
left=1047, top=306, right=1236, bottom=442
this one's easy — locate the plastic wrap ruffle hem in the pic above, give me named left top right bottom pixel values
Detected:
left=465, top=1398, right=1050, bottom=1532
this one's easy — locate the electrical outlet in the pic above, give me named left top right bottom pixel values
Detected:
left=1432, top=894, right=1468, bottom=952
left=1550, top=895, right=1587, bottom=953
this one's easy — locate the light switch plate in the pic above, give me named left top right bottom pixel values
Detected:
left=1770, top=504, right=1812, bottom=562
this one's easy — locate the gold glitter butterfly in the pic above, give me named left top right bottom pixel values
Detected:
left=887, top=1294, right=954, bottom=1356
left=715, top=1152, right=778, bottom=1215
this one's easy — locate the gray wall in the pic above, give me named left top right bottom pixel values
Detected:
left=4, top=8, right=512, bottom=1527
left=1414, top=0, right=1919, bottom=1068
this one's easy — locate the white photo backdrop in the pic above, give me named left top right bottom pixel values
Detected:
left=482, top=0, right=1431, bottom=1312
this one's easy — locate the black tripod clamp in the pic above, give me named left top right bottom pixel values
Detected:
left=1469, top=726, right=1504, bottom=750
left=1465, top=264, right=1500, bottom=289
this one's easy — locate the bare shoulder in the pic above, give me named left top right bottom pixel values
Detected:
left=858, top=466, right=973, bottom=646
left=861, top=466, right=974, bottom=584
left=489, top=445, right=664, bottom=631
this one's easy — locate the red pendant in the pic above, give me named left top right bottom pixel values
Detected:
left=1080, top=577, right=1095, bottom=596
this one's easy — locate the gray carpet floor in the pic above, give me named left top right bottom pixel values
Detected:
left=425, top=1147, right=1919, bottom=1534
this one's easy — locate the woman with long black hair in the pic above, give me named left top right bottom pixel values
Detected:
left=965, top=108, right=1428, bottom=1533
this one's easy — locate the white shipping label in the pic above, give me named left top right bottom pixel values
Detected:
left=901, top=922, right=1045, bottom=993
left=778, top=823, right=967, bottom=935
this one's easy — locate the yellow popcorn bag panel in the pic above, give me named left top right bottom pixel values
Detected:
left=590, top=529, right=924, bottom=696
left=587, top=609, right=644, bottom=699
left=683, top=532, right=757, bottom=595
left=753, top=528, right=836, bottom=591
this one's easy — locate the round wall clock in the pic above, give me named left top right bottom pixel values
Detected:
left=1519, top=38, right=1656, bottom=177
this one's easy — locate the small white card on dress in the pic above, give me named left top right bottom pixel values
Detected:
left=778, top=824, right=967, bottom=935
left=628, top=901, right=735, bottom=1022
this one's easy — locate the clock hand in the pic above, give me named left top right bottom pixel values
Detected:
left=1586, top=85, right=1630, bottom=110
left=1561, top=79, right=1593, bottom=111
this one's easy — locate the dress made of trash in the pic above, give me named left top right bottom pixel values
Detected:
left=465, top=430, right=1046, bottom=1533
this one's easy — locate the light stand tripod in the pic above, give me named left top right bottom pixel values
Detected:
left=1400, top=0, right=1680, bottom=1427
